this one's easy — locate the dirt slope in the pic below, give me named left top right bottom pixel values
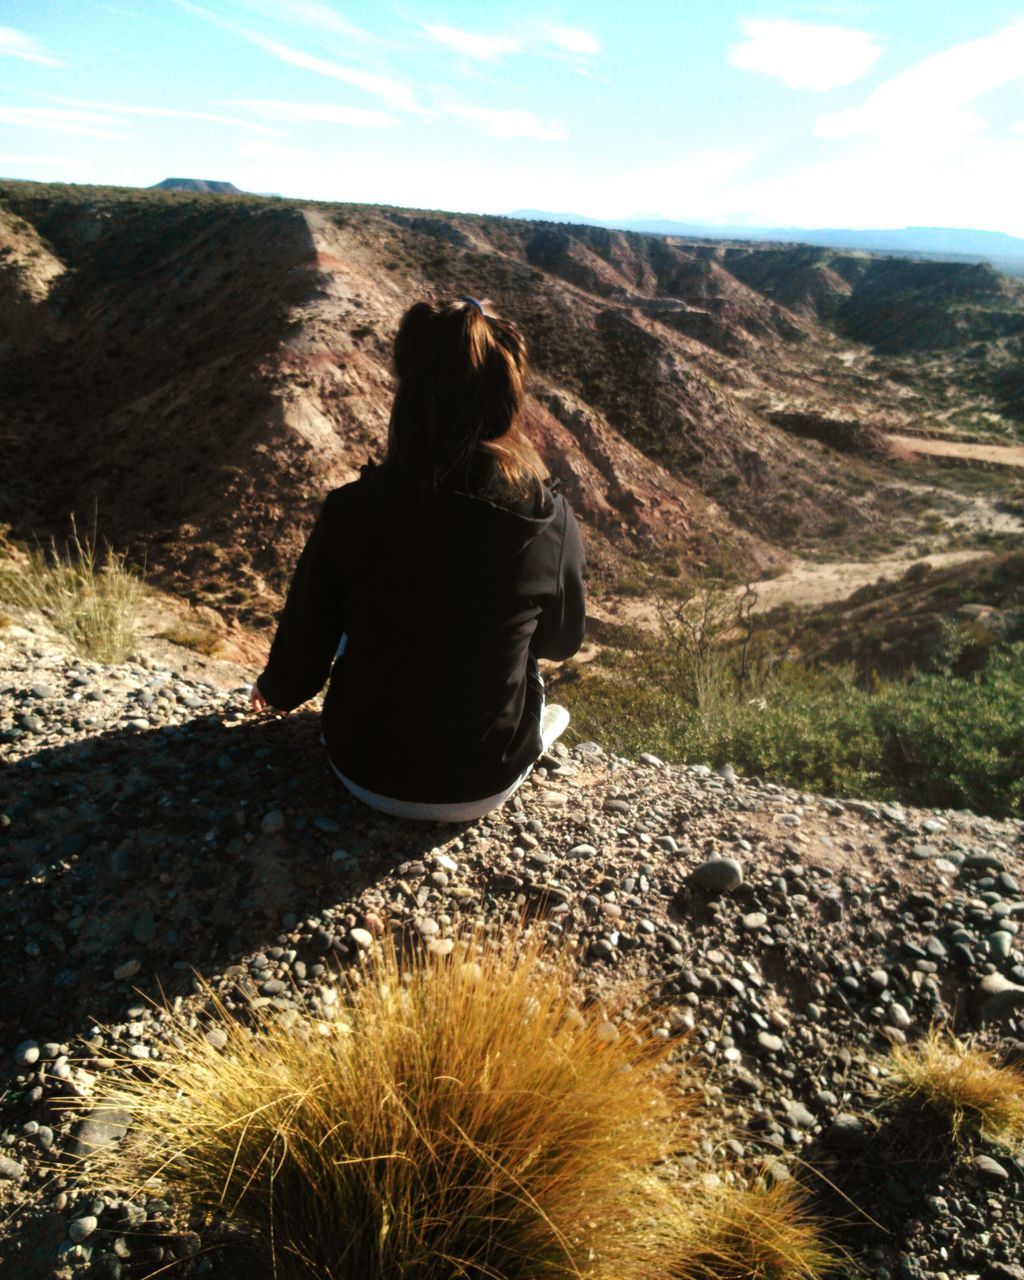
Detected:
left=1, top=183, right=1021, bottom=628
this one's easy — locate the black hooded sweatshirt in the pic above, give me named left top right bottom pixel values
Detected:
left=257, top=462, right=586, bottom=803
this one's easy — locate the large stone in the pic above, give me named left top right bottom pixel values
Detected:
left=972, top=1154, right=1009, bottom=1183
left=976, top=972, right=1024, bottom=1023
left=691, top=857, right=743, bottom=895
left=71, top=1109, right=132, bottom=1158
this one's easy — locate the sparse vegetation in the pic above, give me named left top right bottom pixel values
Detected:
left=159, top=622, right=221, bottom=656
left=678, top=1182, right=838, bottom=1280
left=884, top=1031, right=1024, bottom=1150
left=556, top=584, right=1024, bottom=817
left=69, top=931, right=834, bottom=1280
left=0, top=520, right=142, bottom=663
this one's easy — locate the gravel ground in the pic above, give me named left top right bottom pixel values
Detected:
left=2, top=611, right=1023, bottom=1280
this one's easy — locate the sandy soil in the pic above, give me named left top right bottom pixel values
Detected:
left=746, top=550, right=983, bottom=613
left=889, top=434, right=1024, bottom=468
left=588, top=548, right=990, bottom=638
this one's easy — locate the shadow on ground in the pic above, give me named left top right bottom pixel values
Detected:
left=0, top=711, right=465, bottom=1045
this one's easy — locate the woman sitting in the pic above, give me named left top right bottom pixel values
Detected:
left=251, top=296, right=586, bottom=821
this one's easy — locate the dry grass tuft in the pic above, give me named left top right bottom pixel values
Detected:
left=159, top=622, right=221, bottom=656
left=675, top=1180, right=837, bottom=1280
left=0, top=518, right=142, bottom=662
left=72, top=931, right=728, bottom=1280
left=886, top=1029, right=1024, bottom=1149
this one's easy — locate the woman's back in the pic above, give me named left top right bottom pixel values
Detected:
left=255, top=297, right=586, bottom=812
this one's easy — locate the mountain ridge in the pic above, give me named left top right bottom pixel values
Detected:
left=1, top=180, right=1022, bottom=630
left=509, top=210, right=1024, bottom=277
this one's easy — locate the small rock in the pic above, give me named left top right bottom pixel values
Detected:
left=691, top=857, right=743, bottom=895
left=887, top=1004, right=912, bottom=1030
left=14, top=1039, right=40, bottom=1067
left=976, top=972, right=1024, bottom=1023
left=972, top=1154, right=1009, bottom=1183
left=988, top=931, right=1014, bottom=963
left=113, top=959, right=141, bottom=981
left=786, top=1101, right=816, bottom=1129
left=986, top=1264, right=1024, bottom=1280
left=824, top=1113, right=871, bottom=1151
left=0, top=1156, right=25, bottom=1181
left=260, top=810, right=286, bottom=835
left=71, top=1109, right=132, bottom=1157
left=69, top=1215, right=98, bottom=1243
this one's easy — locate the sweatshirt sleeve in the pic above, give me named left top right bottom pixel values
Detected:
left=531, top=498, right=586, bottom=661
left=256, top=491, right=347, bottom=712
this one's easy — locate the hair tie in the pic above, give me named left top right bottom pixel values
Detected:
left=459, top=296, right=485, bottom=315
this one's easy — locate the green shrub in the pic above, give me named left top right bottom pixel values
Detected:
left=560, top=597, right=1024, bottom=817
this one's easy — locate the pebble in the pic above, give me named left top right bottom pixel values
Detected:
left=69, top=1215, right=98, bottom=1243
left=690, top=857, right=744, bottom=894
left=3, top=616, right=1024, bottom=1280
left=825, top=1114, right=871, bottom=1151
left=972, top=1154, right=1009, bottom=1183
left=14, top=1039, right=40, bottom=1066
left=260, top=810, right=286, bottom=835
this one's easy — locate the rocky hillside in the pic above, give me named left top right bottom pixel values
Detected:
left=2, top=182, right=1021, bottom=630
left=2, top=610, right=1024, bottom=1278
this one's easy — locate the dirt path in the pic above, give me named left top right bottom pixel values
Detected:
left=747, top=549, right=984, bottom=613
left=889, top=434, right=1024, bottom=468
left=588, top=548, right=993, bottom=639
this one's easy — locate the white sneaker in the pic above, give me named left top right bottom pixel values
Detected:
left=540, top=703, right=570, bottom=751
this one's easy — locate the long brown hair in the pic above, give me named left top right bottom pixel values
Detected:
left=386, top=297, right=547, bottom=499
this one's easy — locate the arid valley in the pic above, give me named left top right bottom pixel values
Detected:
left=2, top=181, right=1024, bottom=1280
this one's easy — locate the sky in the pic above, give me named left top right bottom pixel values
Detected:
left=2, top=1, right=1024, bottom=234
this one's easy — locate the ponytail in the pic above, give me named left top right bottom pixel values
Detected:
left=387, top=298, right=547, bottom=498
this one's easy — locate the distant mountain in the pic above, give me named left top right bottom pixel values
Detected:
left=152, top=178, right=243, bottom=195
left=508, top=211, right=1024, bottom=277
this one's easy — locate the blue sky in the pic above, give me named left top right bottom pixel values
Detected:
left=2, top=1, right=1024, bottom=233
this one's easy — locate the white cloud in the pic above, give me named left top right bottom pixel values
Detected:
left=422, top=20, right=600, bottom=65
left=0, top=107, right=125, bottom=138
left=51, top=98, right=286, bottom=135
left=730, top=19, right=882, bottom=91
left=816, top=18, right=1024, bottom=142
left=178, top=2, right=426, bottom=114
left=236, top=0, right=370, bottom=42
left=440, top=104, right=568, bottom=142
left=228, top=99, right=395, bottom=128
left=0, top=25, right=66, bottom=67
left=423, top=24, right=521, bottom=61
left=539, top=24, right=601, bottom=57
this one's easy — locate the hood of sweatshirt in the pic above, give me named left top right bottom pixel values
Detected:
left=360, top=460, right=559, bottom=580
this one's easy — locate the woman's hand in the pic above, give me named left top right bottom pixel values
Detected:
left=249, top=682, right=287, bottom=715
